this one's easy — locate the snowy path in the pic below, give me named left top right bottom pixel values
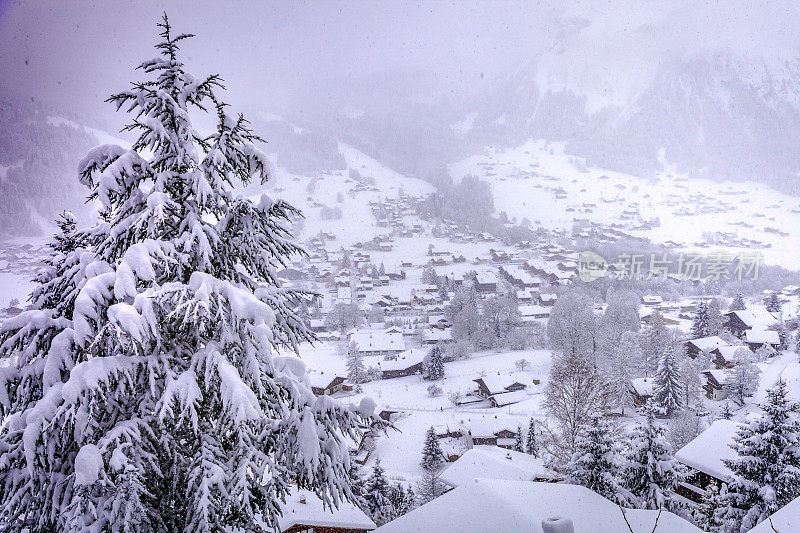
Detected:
left=753, top=350, right=796, bottom=404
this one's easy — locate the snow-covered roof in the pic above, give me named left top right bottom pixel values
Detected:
left=716, top=345, right=752, bottom=361
left=476, top=373, right=528, bottom=395
left=441, top=447, right=557, bottom=488
left=631, top=377, right=655, bottom=397
left=728, top=309, right=778, bottom=329
left=465, top=417, right=518, bottom=438
left=675, top=419, right=742, bottom=480
left=278, top=486, right=376, bottom=531
left=687, top=336, right=728, bottom=352
left=749, top=494, right=800, bottom=532
left=377, top=348, right=424, bottom=371
left=306, top=371, right=345, bottom=389
left=490, top=389, right=529, bottom=406
left=518, top=305, right=550, bottom=317
left=745, top=328, right=780, bottom=345
left=423, top=329, right=452, bottom=342
left=350, top=330, right=405, bottom=353
left=374, top=479, right=700, bottom=533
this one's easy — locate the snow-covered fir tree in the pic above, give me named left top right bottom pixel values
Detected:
left=765, top=292, right=782, bottom=314
left=777, top=323, right=790, bottom=351
left=0, top=16, right=368, bottom=532
left=691, top=301, right=710, bottom=339
left=640, top=310, right=669, bottom=378
left=719, top=401, right=734, bottom=420
left=347, top=344, right=368, bottom=385
left=729, top=293, right=746, bottom=312
left=526, top=418, right=539, bottom=457
left=606, top=330, right=638, bottom=415
left=565, top=414, right=622, bottom=503
left=348, top=460, right=365, bottom=508
left=693, top=481, right=726, bottom=532
left=420, top=426, right=445, bottom=472
left=514, top=426, right=524, bottom=452
left=707, top=299, right=725, bottom=337
left=721, top=380, right=800, bottom=532
left=415, top=465, right=446, bottom=506
left=622, top=403, right=684, bottom=510
left=388, top=483, right=415, bottom=517
left=363, top=458, right=394, bottom=525
left=426, top=344, right=444, bottom=381
left=653, top=346, right=683, bottom=416
left=724, top=348, right=761, bottom=406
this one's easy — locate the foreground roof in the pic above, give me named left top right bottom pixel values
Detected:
left=375, top=479, right=700, bottom=532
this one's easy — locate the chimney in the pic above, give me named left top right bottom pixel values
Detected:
left=541, top=517, right=574, bottom=533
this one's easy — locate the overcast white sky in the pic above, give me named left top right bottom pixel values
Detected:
left=1, top=0, right=799, bottom=117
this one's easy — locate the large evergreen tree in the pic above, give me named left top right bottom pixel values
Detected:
left=622, top=403, right=684, bottom=510
left=653, top=346, right=683, bottom=416
left=513, top=426, right=524, bottom=453
left=525, top=418, right=539, bottom=457
left=729, top=292, right=746, bottom=312
left=691, top=301, right=710, bottom=339
left=363, top=458, right=394, bottom=525
left=724, top=349, right=761, bottom=406
left=347, top=343, right=368, bottom=385
left=0, top=16, right=366, bottom=532
left=721, top=380, right=800, bottom=532
left=426, top=345, right=444, bottom=381
left=640, top=310, right=669, bottom=378
left=565, top=415, right=622, bottom=503
left=420, top=427, right=445, bottom=472
left=765, top=292, right=782, bottom=314
left=693, top=481, right=726, bottom=532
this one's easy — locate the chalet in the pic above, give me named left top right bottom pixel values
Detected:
left=422, top=328, right=453, bottom=345
left=630, top=377, right=654, bottom=406
left=515, top=289, right=534, bottom=303
left=349, top=329, right=405, bottom=357
left=641, top=295, right=663, bottom=307
left=489, top=389, right=528, bottom=408
left=724, top=309, right=777, bottom=337
left=538, top=293, right=557, bottom=306
left=308, top=373, right=349, bottom=396
left=685, top=336, right=728, bottom=358
left=377, top=349, right=425, bottom=379
left=279, top=487, right=375, bottom=533
left=309, top=318, right=326, bottom=333
left=518, top=304, right=550, bottom=321
left=466, top=422, right=519, bottom=448
left=714, top=345, right=752, bottom=369
left=473, top=373, right=527, bottom=398
left=675, top=420, right=741, bottom=503
left=701, top=369, right=728, bottom=401
left=474, top=271, right=498, bottom=293
left=427, top=314, right=449, bottom=329
left=745, top=328, right=781, bottom=351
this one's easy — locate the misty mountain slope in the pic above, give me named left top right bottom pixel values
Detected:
left=245, top=141, right=434, bottom=246
left=0, top=99, right=99, bottom=237
left=458, top=49, right=800, bottom=194
left=449, top=139, right=800, bottom=269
